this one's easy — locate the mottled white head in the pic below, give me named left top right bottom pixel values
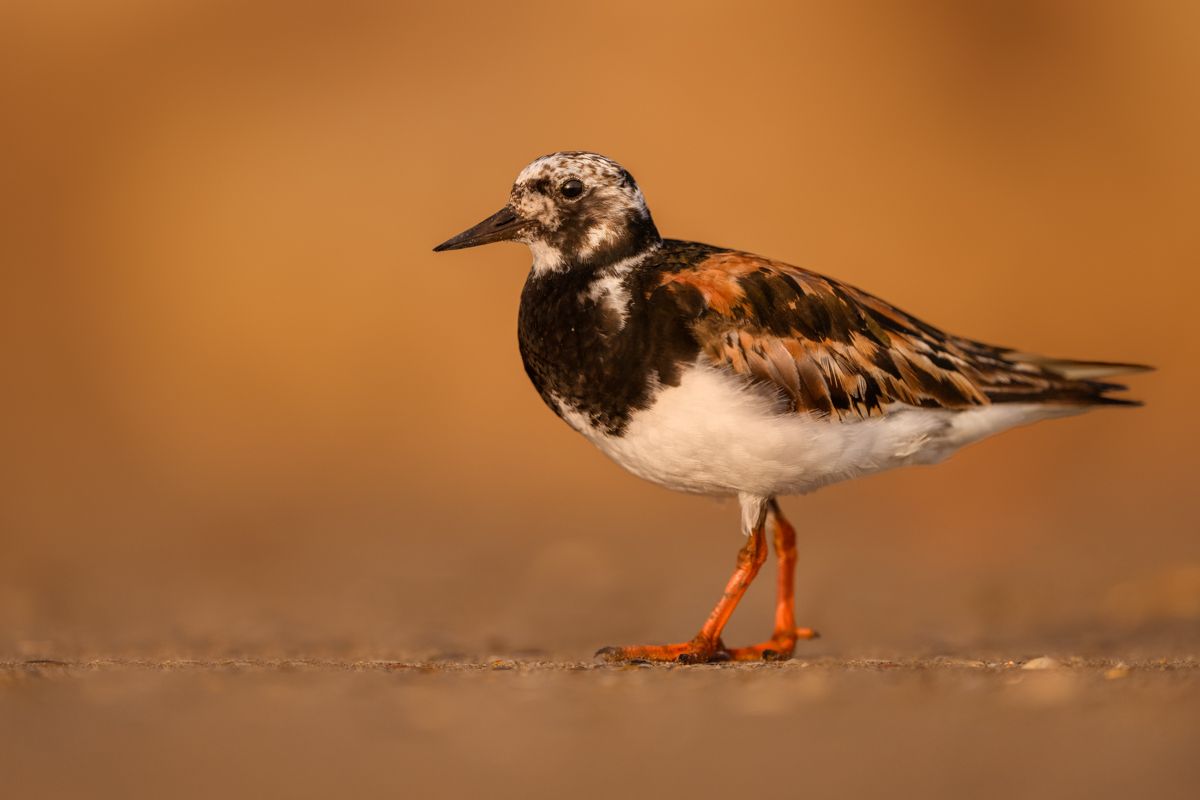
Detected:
left=433, top=152, right=661, bottom=275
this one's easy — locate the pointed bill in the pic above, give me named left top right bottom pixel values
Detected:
left=432, top=206, right=530, bottom=252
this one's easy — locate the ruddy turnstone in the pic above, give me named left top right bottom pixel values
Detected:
left=433, top=151, right=1149, bottom=664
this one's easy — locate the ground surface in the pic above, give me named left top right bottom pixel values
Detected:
left=4, top=653, right=1199, bottom=800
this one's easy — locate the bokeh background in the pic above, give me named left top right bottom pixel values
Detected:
left=5, top=3, right=1200, bottom=798
left=3, top=0, right=1198, bottom=660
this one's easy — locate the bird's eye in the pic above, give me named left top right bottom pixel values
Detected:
left=560, top=179, right=584, bottom=199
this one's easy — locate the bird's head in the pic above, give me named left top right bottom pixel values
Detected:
left=433, top=152, right=661, bottom=274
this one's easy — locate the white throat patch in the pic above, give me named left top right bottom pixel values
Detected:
left=528, top=241, right=565, bottom=275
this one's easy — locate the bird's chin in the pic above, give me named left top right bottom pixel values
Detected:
left=527, top=241, right=566, bottom=274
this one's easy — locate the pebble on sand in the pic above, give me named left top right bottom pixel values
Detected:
left=1021, top=656, right=1062, bottom=670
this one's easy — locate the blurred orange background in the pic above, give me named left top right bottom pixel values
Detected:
left=2, top=0, right=1197, bottom=659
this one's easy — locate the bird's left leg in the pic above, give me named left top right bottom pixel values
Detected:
left=726, top=498, right=819, bottom=661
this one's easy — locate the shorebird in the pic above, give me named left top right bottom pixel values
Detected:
left=433, top=151, right=1148, bottom=664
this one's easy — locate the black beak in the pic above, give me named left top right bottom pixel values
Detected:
left=432, top=205, right=530, bottom=252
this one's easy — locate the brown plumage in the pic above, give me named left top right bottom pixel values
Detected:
left=654, top=251, right=1148, bottom=420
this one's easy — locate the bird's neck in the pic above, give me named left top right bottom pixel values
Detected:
left=530, top=210, right=662, bottom=277
left=588, top=213, right=662, bottom=270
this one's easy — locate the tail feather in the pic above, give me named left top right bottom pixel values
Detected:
left=1005, top=353, right=1154, bottom=381
left=979, top=352, right=1152, bottom=408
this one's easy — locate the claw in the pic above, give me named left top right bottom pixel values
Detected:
left=594, top=646, right=621, bottom=663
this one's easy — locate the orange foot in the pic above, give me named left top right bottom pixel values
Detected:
left=726, top=627, right=820, bottom=662
left=595, top=637, right=731, bottom=664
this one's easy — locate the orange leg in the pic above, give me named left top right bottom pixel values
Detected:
left=726, top=499, right=819, bottom=661
left=596, top=521, right=769, bottom=664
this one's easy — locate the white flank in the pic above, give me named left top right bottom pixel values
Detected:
left=555, top=363, right=1085, bottom=499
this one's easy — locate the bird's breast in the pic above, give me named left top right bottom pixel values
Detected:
left=518, top=275, right=656, bottom=435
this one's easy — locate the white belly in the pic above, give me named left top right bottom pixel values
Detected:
left=554, top=363, right=1082, bottom=497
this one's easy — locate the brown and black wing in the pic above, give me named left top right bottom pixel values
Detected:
left=652, top=250, right=1147, bottom=419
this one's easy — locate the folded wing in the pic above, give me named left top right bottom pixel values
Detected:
left=651, top=250, right=1147, bottom=420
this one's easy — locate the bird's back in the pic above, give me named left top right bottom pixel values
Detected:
left=647, top=241, right=1147, bottom=419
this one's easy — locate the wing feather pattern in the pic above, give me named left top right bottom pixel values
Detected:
left=652, top=251, right=1147, bottom=419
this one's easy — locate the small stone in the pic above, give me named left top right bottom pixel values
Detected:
left=1021, top=656, right=1061, bottom=670
left=1104, top=663, right=1131, bottom=680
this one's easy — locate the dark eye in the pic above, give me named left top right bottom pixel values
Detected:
left=560, top=179, right=584, bottom=199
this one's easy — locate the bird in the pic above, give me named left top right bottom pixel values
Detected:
left=432, top=151, right=1149, bottom=664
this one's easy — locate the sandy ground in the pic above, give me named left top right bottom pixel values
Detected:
left=3, top=652, right=1199, bottom=800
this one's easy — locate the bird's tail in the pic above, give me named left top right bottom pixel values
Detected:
left=1004, top=353, right=1153, bottom=381
left=986, top=352, right=1153, bottom=407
